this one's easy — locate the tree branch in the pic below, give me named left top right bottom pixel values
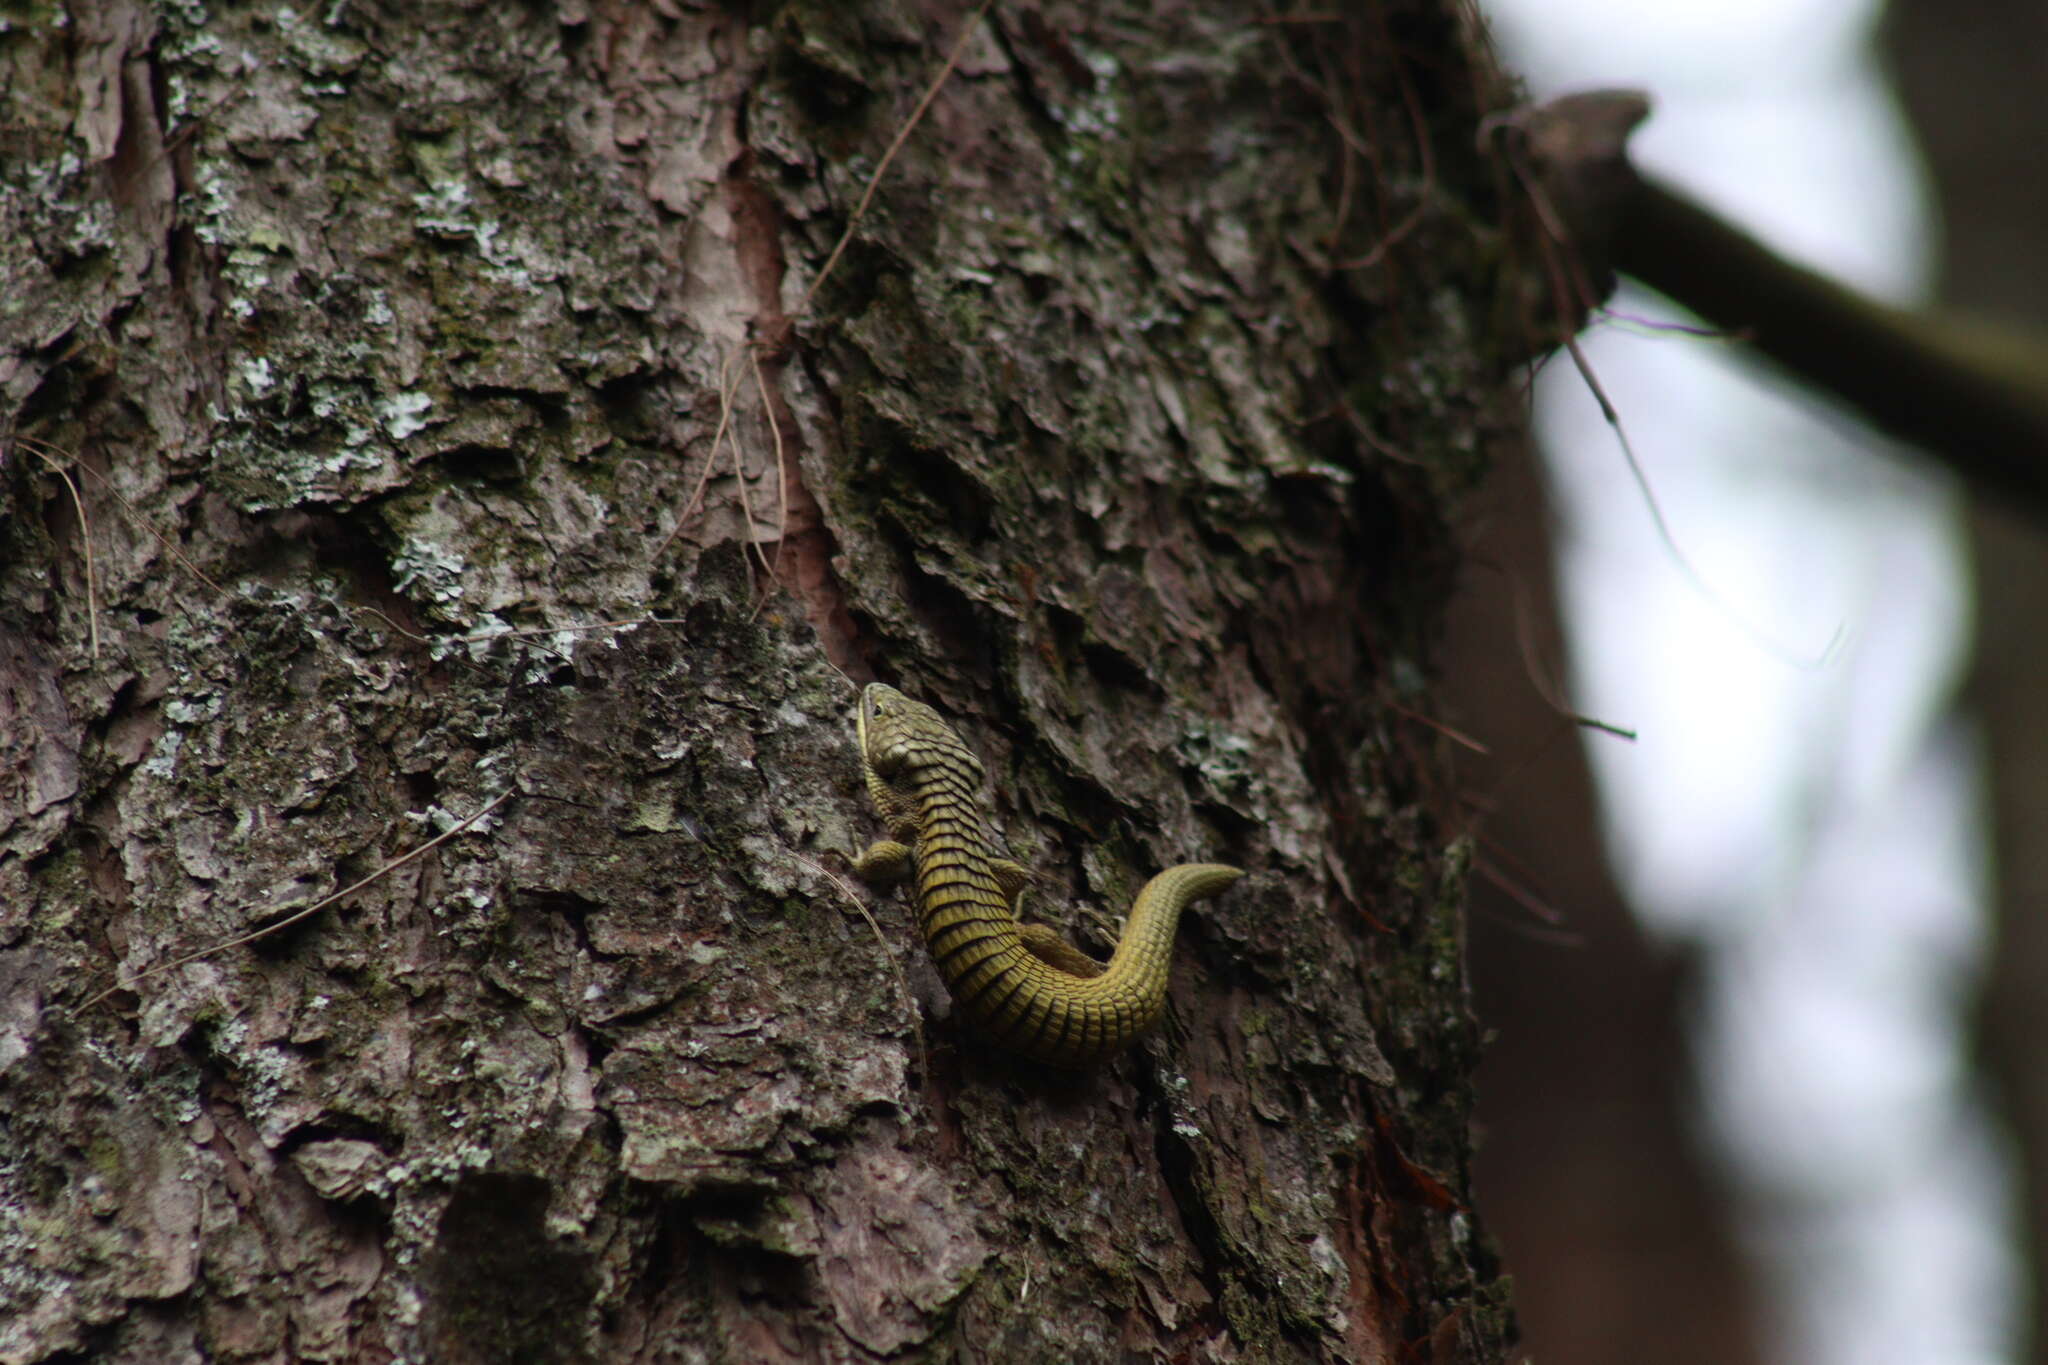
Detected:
left=1506, top=89, right=2048, bottom=518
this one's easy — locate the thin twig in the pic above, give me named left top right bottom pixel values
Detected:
left=1502, top=145, right=1846, bottom=672
left=1330, top=60, right=1435, bottom=272
left=656, top=2, right=990, bottom=586
left=752, top=344, right=792, bottom=603
left=1558, top=331, right=1843, bottom=670
left=78, top=791, right=514, bottom=1012
left=16, top=434, right=229, bottom=599
left=1472, top=859, right=1587, bottom=946
left=1506, top=581, right=1639, bottom=742
left=653, top=346, right=752, bottom=565
left=1384, top=699, right=1490, bottom=755
left=1472, top=848, right=1566, bottom=928
left=727, top=386, right=775, bottom=590
left=1594, top=306, right=1742, bottom=342
left=793, top=0, right=996, bottom=321
left=789, top=850, right=920, bottom=1058
left=817, top=652, right=864, bottom=697
left=1266, top=10, right=1435, bottom=274
left=21, top=444, right=100, bottom=658
left=1504, top=143, right=1602, bottom=323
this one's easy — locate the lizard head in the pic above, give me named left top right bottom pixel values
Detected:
left=858, top=683, right=983, bottom=784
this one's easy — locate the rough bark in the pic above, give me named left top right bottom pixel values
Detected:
left=2, top=2, right=1522, bottom=1361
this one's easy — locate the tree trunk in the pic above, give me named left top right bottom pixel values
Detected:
left=1889, top=3, right=2048, bottom=1357
left=2, top=2, right=1522, bottom=1360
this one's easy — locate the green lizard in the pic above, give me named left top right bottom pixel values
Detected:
left=852, top=683, right=1241, bottom=1067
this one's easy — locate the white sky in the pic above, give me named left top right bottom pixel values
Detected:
left=1477, top=1, right=2015, bottom=1361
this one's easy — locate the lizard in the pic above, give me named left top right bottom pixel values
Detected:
left=852, top=682, right=1241, bottom=1067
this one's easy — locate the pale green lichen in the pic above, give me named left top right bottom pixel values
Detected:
left=389, top=538, right=468, bottom=609
left=279, top=5, right=369, bottom=76
left=379, top=390, right=434, bottom=439
left=141, top=729, right=185, bottom=780
left=235, top=355, right=276, bottom=397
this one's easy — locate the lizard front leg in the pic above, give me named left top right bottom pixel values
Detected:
left=852, top=839, right=914, bottom=888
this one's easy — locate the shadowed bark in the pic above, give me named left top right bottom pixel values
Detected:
left=2, top=2, right=1526, bottom=1360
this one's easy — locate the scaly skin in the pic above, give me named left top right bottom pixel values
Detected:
left=853, top=683, right=1241, bottom=1067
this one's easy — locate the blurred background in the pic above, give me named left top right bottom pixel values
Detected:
left=1444, top=1, right=2048, bottom=1361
